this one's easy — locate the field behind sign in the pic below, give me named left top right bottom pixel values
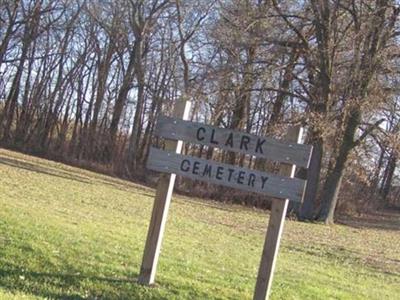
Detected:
left=1, top=148, right=399, bottom=299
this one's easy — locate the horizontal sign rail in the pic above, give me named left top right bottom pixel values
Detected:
left=147, top=147, right=306, bottom=202
left=154, top=116, right=312, bottom=168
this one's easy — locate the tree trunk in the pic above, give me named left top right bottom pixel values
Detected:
left=15, top=38, right=36, bottom=145
left=255, top=50, right=299, bottom=171
left=226, top=46, right=255, bottom=165
left=317, top=109, right=360, bottom=224
left=0, top=1, right=20, bottom=66
left=298, top=135, right=323, bottom=220
left=78, top=72, right=97, bottom=160
left=88, top=43, right=114, bottom=157
left=106, top=48, right=136, bottom=161
left=1, top=2, right=42, bottom=142
left=1, top=45, right=28, bottom=141
left=127, top=37, right=146, bottom=171
left=372, top=145, right=385, bottom=189
left=55, top=92, right=72, bottom=155
left=381, top=150, right=397, bottom=201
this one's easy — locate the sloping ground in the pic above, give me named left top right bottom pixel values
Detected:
left=0, top=148, right=399, bottom=300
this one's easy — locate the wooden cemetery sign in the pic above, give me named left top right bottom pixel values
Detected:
left=138, top=100, right=312, bottom=300
left=147, top=147, right=305, bottom=202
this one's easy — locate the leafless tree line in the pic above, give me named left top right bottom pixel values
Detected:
left=0, top=0, right=399, bottom=224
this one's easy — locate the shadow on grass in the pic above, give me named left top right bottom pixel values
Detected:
left=0, top=156, right=91, bottom=185
left=337, top=209, right=400, bottom=232
left=0, top=151, right=157, bottom=197
left=0, top=266, right=163, bottom=300
left=284, top=244, right=400, bottom=278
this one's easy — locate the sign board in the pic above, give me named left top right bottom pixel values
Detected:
left=139, top=109, right=312, bottom=300
left=155, top=116, right=311, bottom=168
left=147, top=147, right=306, bottom=202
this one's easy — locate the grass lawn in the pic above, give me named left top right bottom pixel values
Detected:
left=0, top=148, right=399, bottom=299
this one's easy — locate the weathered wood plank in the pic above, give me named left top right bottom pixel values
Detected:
left=147, top=147, right=306, bottom=202
left=138, top=99, right=192, bottom=285
left=155, top=116, right=312, bottom=168
left=253, top=126, right=302, bottom=300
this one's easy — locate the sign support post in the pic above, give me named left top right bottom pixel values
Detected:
left=253, top=126, right=303, bottom=300
left=138, top=99, right=191, bottom=285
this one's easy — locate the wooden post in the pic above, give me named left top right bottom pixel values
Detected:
left=138, top=98, right=191, bottom=285
left=253, top=126, right=303, bottom=300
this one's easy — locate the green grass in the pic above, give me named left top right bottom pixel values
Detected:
left=0, top=148, right=399, bottom=300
